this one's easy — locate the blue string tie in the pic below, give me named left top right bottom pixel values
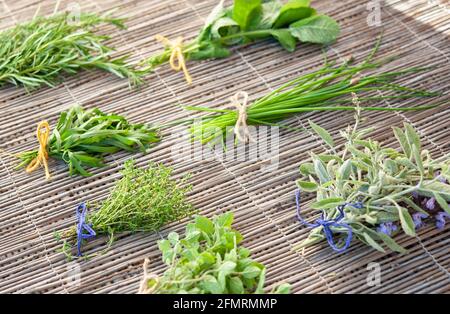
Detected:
left=76, top=203, right=96, bottom=257
left=295, top=189, right=362, bottom=253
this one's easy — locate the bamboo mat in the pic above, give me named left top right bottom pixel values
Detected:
left=0, top=0, right=449, bottom=294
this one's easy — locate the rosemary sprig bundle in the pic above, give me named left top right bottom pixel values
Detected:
left=141, top=0, right=339, bottom=82
left=0, top=12, right=143, bottom=90
left=139, top=212, right=290, bottom=294
left=16, top=105, right=160, bottom=177
left=295, top=109, right=450, bottom=253
left=186, top=49, right=439, bottom=144
left=60, top=160, right=195, bottom=258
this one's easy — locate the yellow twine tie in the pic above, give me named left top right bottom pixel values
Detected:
left=26, top=121, right=51, bottom=180
left=138, top=258, right=159, bottom=294
left=155, top=35, right=192, bottom=85
left=230, top=91, right=255, bottom=143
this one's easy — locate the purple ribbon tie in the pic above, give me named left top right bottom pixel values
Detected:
left=295, top=189, right=357, bottom=253
left=76, top=203, right=96, bottom=257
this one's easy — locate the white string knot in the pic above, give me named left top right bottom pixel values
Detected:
left=137, top=258, right=159, bottom=294
left=230, top=91, right=255, bottom=143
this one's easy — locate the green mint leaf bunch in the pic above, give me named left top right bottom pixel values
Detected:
left=141, top=0, right=340, bottom=72
left=296, top=110, right=450, bottom=253
left=16, top=105, right=160, bottom=176
left=0, top=12, right=144, bottom=90
left=143, top=212, right=290, bottom=294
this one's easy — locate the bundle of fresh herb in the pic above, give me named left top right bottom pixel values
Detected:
left=59, top=160, right=195, bottom=258
left=16, top=105, right=160, bottom=178
left=141, top=0, right=340, bottom=83
left=0, top=12, right=143, bottom=90
left=139, top=212, right=290, bottom=294
left=186, top=41, right=438, bottom=144
left=295, top=108, right=450, bottom=253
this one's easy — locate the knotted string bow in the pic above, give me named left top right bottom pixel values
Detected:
left=25, top=121, right=51, bottom=179
left=76, top=203, right=96, bottom=257
left=295, top=189, right=363, bottom=253
left=230, top=91, right=255, bottom=143
left=155, top=35, right=192, bottom=84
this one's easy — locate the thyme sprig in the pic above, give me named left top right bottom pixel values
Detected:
left=16, top=105, right=160, bottom=177
left=0, top=12, right=143, bottom=90
left=296, top=108, right=450, bottom=253
left=140, top=212, right=290, bottom=294
left=60, top=160, right=195, bottom=258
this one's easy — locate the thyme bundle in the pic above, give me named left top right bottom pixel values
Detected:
left=142, top=0, right=339, bottom=83
left=0, top=12, right=142, bottom=90
left=295, top=108, right=450, bottom=253
left=59, top=160, right=195, bottom=258
left=139, top=212, right=290, bottom=294
left=187, top=42, right=438, bottom=144
left=16, top=105, right=160, bottom=178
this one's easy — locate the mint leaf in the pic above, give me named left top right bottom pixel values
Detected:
left=290, top=15, right=340, bottom=44
left=270, top=29, right=297, bottom=52
left=273, top=0, right=315, bottom=28
left=233, top=0, right=262, bottom=31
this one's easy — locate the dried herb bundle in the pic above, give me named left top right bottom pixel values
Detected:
left=139, top=212, right=290, bottom=294
left=60, top=160, right=195, bottom=257
left=0, top=12, right=142, bottom=90
left=187, top=44, right=438, bottom=144
left=141, top=0, right=339, bottom=80
left=295, top=109, right=450, bottom=253
left=16, top=105, right=160, bottom=177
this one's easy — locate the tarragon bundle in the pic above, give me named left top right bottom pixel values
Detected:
left=295, top=111, right=450, bottom=253
left=16, top=105, right=160, bottom=177
left=0, top=12, right=142, bottom=90
left=139, top=212, right=290, bottom=294
left=142, top=0, right=339, bottom=82
left=187, top=42, right=438, bottom=144
left=59, top=160, right=194, bottom=258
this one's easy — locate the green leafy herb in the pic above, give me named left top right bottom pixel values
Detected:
left=60, top=160, right=195, bottom=258
left=140, top=212, right=290, bottom=294
left=16, top=105, right=160, bottom=177
left=0, top=12, right=143, bottom=90
left=187, top=40, right=438, bottom=145
left=141, top=0, right=339, bottom=77
left=295, top=108, right=450, bottom=253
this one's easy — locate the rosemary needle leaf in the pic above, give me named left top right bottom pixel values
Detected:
left=0, top=12, right=143, bottom=90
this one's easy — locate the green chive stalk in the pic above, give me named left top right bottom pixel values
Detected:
left=186, top=53, right=440, bottom=144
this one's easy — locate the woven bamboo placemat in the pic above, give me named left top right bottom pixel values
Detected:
left=0, top=0, right=449, bottom=294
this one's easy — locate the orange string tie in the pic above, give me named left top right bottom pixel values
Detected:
left=155, top=35, right=192, bottom=85
left=25, top=121, right=51, bottom=180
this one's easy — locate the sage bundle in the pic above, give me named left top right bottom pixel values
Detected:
left=0, top=12, right=142, bottom=90
left=187, top=41, right=438, bottom=144
left=295, top=109, right=450, bottom=253
left=139, top=212, right=290, bottom=294
left=142, top=0, right=339, bottom=84
left=16, top=106, right=160, bottom=178
left=59, top=160, right=194, bottom=258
